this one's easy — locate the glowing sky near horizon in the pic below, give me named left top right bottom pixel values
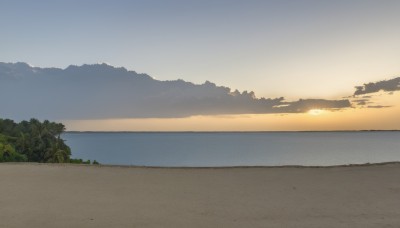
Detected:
left=1, top=0, right=400, bottom=130
left=63, top=92, right=400, bottom=131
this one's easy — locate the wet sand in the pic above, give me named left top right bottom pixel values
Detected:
left=1, top=163, right=400, bottom=227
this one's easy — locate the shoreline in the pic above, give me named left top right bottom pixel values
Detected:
left=3, top=161, right=400, bottom=169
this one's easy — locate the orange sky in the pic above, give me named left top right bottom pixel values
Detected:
left=64, top=91, right=400, bottom=131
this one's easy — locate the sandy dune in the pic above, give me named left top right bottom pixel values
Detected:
left=1, top=163, right=400, bottom=228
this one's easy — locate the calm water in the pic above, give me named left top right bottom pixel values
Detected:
left=63, top=132, right=400, bottom=167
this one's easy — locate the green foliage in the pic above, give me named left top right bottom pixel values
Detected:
left=69, top=158, right=95, bottom=165
left=69, top=158, right=84, bottom=164
left=0, top=141, right=27, bottom=162
left=0, top=118, right=71, bottom=163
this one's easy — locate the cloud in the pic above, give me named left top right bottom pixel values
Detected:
left=274, top=99, right=351, bottom=113
left=367, top=105, right=392, bottom=109
left=352, top=99, right=369, bottom=106
left=351, top=77, right=400, bottom=109
left=0, top=62, right=351, bottom=120
left=354, top=77, right=400, bottom=95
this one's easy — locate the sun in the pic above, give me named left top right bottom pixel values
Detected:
left=308, top=109, right=324, bottom=116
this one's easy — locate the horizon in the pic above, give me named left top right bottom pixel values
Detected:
left=64, top=130, right=400, bottom=133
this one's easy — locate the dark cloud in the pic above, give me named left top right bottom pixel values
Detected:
left=351, top=77, right=400, bottom=108
left=352, top=99, right=369, bottom=106
left=275, top=99, right=351, bottom=113
left=0, top=62, right=351, bottom=120
left=367, top=105, right=392, bottom=109
left=354, top=77, right=400, bottom=96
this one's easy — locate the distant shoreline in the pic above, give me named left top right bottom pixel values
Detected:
left=65, top=130, right=400, bottom=133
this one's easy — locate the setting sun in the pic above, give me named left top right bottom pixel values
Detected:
left=308, top=109, right=324, bottom=116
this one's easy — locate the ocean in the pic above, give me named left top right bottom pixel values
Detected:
left=63, top=131, right=400, bottom=167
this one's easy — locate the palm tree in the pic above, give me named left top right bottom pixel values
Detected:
left=45, top=139, right=70, bottom=163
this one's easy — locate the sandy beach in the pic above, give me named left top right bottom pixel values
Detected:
left=1, top=163, right=400, bottom=228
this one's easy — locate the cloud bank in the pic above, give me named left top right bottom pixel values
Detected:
left=350, top=77, right=400, bottom=109
left=0, top=62, right=351, bottom=120
left=354, top=77, right=400, bottom=95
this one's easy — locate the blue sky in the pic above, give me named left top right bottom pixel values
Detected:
left=1, top=0, right=400, bottom=99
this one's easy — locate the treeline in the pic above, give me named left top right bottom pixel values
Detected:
left=0, top=118, right=97, bottom=164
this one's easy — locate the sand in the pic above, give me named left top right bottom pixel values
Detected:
left=1, top=163, right=400, bottom=228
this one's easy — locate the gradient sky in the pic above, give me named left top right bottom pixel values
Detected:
left=1, top=0, right=400, bottom=130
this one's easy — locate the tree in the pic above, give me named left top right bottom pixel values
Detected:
left=0, top=118, right=71, bottom=163
left=0, top=135, right=27, bottom=162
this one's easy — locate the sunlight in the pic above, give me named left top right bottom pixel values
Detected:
left=308, top=109, right=324, bottom=116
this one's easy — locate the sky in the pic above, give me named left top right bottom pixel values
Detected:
left=1, top=0, right=400, bottom=131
